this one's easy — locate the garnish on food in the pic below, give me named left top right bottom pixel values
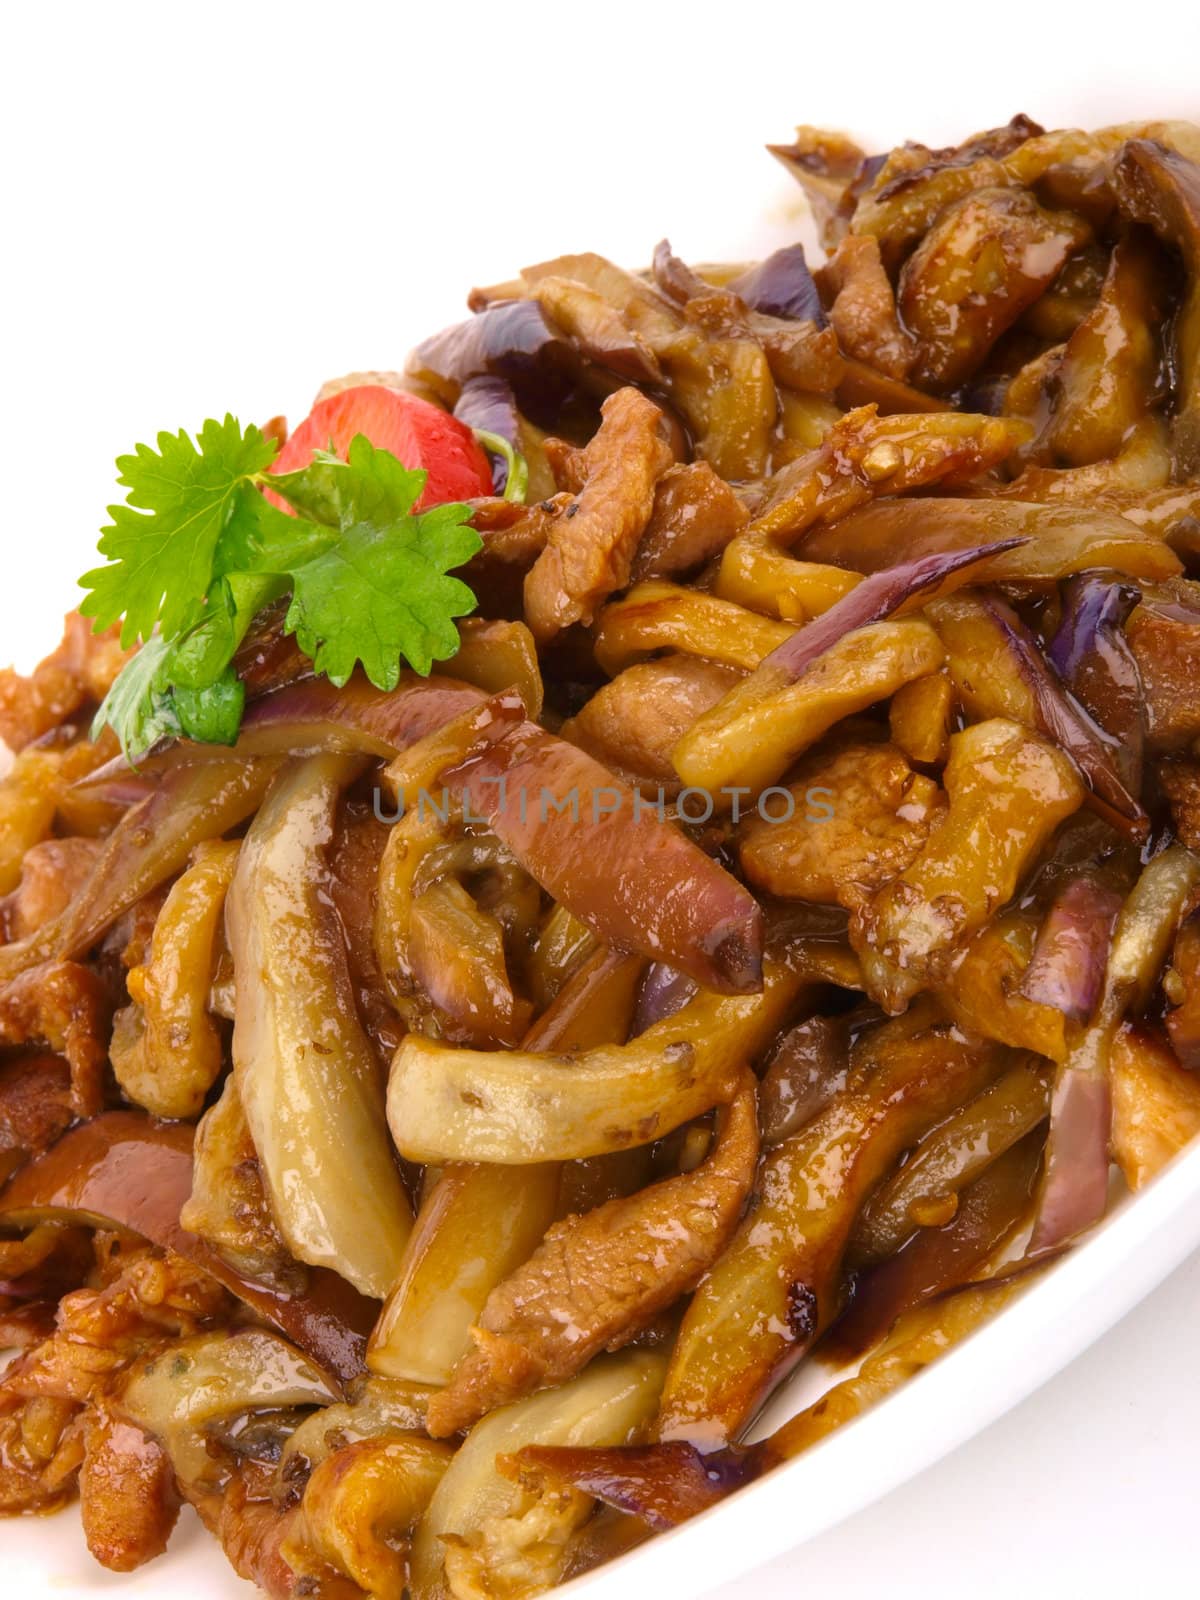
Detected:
left=82, top=393, right=491, bottom=761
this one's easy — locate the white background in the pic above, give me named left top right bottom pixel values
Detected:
left=2, top=3, right=1199, bottom=1596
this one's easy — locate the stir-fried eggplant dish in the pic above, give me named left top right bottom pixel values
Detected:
left=6, top=113, right=1200, bottom=1598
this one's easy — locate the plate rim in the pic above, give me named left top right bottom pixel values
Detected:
left=560, top=1135, right=1200, bottom=1598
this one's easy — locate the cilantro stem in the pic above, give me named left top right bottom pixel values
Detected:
left=473, top=429, right=528, bottom=504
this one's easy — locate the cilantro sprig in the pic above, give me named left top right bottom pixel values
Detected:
left=81, top=417, right=483, bottom=763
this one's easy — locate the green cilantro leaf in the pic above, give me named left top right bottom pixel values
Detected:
left=79, top=417, right=278, bottom=648
left=92, top=625, right=248, bottom=762
left=287, top=498, right=480, bottom=685
left=90, top=632, right=182, bottom=763
left=212, top=479, right=334, bottom=578
left=174, top=668, right=245, bottom=746
left=170, top=571, right=289, bottom=691
left=268, top=438, right=426, bottom=529
left=269, top=436, right=481, bottom=686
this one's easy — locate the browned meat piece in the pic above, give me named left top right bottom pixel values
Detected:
left=3, top=1245, right=232, bottom=1414
left=0, top=1220, right=87, bottom=1285
left=463, top=495, right=571, bottom=617
left=0, top=962, right=113, bottom=1117
left=0, top=1400, right=83, bottom=1515
left=543, top=435, right=588, bottom=494
left=4, top=838, right=101, bottom=941
left=820, top=234, right=917, bottom=380
left=0, top=1243, right=233, bottom=1518
left=523, top=389, right=674, bottom=640
left=0, top=1053, right=73, bottom=1183
left=1159, top=756, right=1200, bottom=849
left=1127, top=602, right=1200, bottom=748
left=212, top=1470, right=333, bottom=1600
left=0, top=613, right=129, bottom=753
left=424, top=1082, right=759, bottom=1437
left=1165, top=914, right=1200, bottom=1070
left=0, top=1303, right=59, bottom=1349
left=1113, top=140, right=1200, bottom=473
left=562, top=656, right=741, bottom=792
left=738, top=741, right=945, bottom=909
left=899, top=188, right=1091, bottom=392
left=1110, top=1023, right=1200, bottom=1189
left=751, top=405, right=1027, bottom=544
left=469, top=494, right=571, bottom=566
left=79, top=1406, right=180, bottom=1572
left=544, top=446, right=748, bottom=584
left=632, top=463, right=750, bottom=581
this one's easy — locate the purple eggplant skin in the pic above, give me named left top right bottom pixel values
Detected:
left=454, top=375, right=521, bottom=492
left=1020, top=875, right=1122, bottom=1022
left=632, top=961, right=698, bottom=1036
left=1028, top=1066, right=1112, bottom=1255
left=972, top=591, right=1148, bottom=841
left=765, top=538, right=1026, bottom=683
left=411, top=299, right=576, bottom=398
left=731, top=244, right=827, bottom=327
left=1049, top=573, right=1145, bottom=790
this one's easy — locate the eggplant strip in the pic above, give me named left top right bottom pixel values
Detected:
left=1110, top=1022, right=1200, bottom=1190
left=1113, top=139, right=1200, bottom=473
left=852, top=719, right=1085, bottom=1012
left=409, top=1351, right=666, bottom=1600
left=673, top=616, right=945, bottom=799
left=386, top=954, right=814, bottom=1165
left=802, top=496, right=1182, bottom=585
left=423, top=1079, right=759, bottom=1437
left=656, top=1011, right=1006, bottom=1444
left=939, top=909, right=1069, bottom=1062
left=109, top=839, right=239, bottom=1120
left=228, top=755, right=414, bottom=1300
left=443, top=719, right=764, bottom=993
left=1031, top=845, right=1200, bottom=1254
left=713, top=539, right=860, bottom=624
left=851, top=1057, right=1051, bottom=1264
left=593, top=582, right=793, bottom=676
left=673, top=541, right=1019, bottom=797
left=930, top=590, right=1146, bottom=838
left=0, top=756, right=278, bottom=986
left=368, top=948, right=642, bottom=1386
left=836, top=1133, right=1044, bottom=1358
left=282, top=1435, right=452, bottom=1600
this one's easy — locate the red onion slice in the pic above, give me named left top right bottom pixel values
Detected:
left=1020, top=876, right=1122, bottom=1022
left=1028, top=1067, right=1112, bottom=1255
left=765, top=538, right=1026, bottom=684
left=969, top=593, right=1147, bottom=840
left=1048, top=573, right=1144, bottom=790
